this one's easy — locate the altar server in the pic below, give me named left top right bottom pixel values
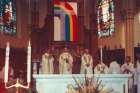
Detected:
left=109, top=60, right=121, bottom=74
left=94, top=61, right=109, bottom=74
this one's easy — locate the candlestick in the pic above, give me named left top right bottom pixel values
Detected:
left=4, top=42, right=30, bottom=91
left=100, top=46, right=103, bottom=63
left=4, top=42, right=10, bottom=83
left=27, top=41, right=31, bottom=83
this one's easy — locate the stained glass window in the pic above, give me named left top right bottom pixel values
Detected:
left=0, top=0, right=16, bottom=35
left=97, top=0, right=114, bottom=38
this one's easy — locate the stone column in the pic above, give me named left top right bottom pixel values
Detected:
left=123, top=0, right=135, bottom=62
left=83, top=0, right=98, bottom=65
left=90, top=0, right=98, bottom=65
left=78, top=0, right=85, bottom=45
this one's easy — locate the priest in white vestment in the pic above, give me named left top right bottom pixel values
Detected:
left=94, top=61, right=109, bottom=74
left=121, top=56, right=135, bottom=74
left=134, top=54, right=140, bottom=93
left=121, top=56, right=135, bottom=93
left=41, top=49, right=54, bottom=74
left=80, top=49, right=93, bottom=74
left=109, top=60, right=121, bottom=74
left=59, top=48, right=73, bottom=74
left=135, top=59, right=140, bottom=93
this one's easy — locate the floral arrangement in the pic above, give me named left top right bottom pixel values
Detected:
left=68, top=71, right=113, bottom=93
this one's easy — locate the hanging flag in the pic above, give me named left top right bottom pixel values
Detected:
left=54, top=1, right=78, bottom=41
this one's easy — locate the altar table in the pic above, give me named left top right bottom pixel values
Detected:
left=33, top=74, right=132, bottom=93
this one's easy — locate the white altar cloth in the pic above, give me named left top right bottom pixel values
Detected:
left=33, top=74, right=132, bottom=93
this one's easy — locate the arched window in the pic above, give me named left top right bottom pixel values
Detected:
left=0, top=0, right=16, bottom=35
left=97, top=0, right=114, bottom=38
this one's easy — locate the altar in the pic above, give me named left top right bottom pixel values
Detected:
left=33, top=74, right=132, bottom=93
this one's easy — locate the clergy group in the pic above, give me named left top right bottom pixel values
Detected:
left=40, top=47, right=140, bottom=75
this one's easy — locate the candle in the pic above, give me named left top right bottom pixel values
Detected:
left=27, top=41, right=31, bottom=83
left=139, top=12, right=140, bottom=23
left=100, top=46, right=103, bottom=63
left=4, top=42, right=10, bottom=83
left=28, top=0, right=31, bottom=25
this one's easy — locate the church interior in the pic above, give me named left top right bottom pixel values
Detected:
left=0, top=0, right=140, bottom=93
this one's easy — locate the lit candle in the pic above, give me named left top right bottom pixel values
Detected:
left=27, top=41, right=31, bottom=83
left=4, top=42, right=10, bottom=83
left=100, top=46, right=103, bottom=63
